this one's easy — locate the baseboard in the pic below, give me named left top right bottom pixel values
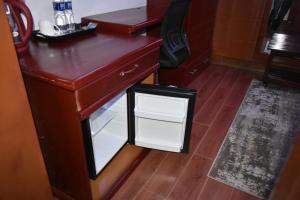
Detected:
left=212, top=55, right=266, bottom=74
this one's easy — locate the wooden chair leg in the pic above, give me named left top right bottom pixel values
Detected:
left=263, top=54, right=273, bottom=84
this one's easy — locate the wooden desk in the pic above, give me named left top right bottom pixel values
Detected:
left=19, top=32, right=162, bottom=199
left=264, top=33, right=300, bottom=87
left=83, top=0, right=219, bottom=87
left=82, top=5, right=169, bottom=34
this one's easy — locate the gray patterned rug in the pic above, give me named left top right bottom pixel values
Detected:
left=209, top=80, right=300, bottom=199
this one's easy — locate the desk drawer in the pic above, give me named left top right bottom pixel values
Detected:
left=182, top=51, right=210, bottom=85
left=75, top=49, right=159, bottom=112
left=158, top=51, right=210, bottom=87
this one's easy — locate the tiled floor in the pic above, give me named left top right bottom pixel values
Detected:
left=112, top=65, right=260, bottom=200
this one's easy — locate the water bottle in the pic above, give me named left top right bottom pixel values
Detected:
left=64, top=0, right=75, bottom=32
left=4, top=2, right=21, bottom=43
left=53, top=0, right=67, bottom=33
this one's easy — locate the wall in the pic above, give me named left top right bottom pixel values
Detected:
left=213, top=0, right=270, bottom=70
left=287, top=0, right=300, bottom=32
left=24, top=0, right=146, bottom=29
left=0, top=2, right=53, bottom=199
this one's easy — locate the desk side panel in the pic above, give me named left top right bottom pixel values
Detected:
left=23, top=75, right=92, bottom=200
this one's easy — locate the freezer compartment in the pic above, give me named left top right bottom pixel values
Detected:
left=87, top=91, right=128, bottom=176
left=134, top=92, right=189, bottom=152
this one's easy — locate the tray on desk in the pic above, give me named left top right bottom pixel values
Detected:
left=32, top=23, right=97, bottom=41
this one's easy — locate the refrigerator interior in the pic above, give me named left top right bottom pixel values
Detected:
left=134, top=93, right=189, bottom=152
left=89, top=91, right=128, bottom=174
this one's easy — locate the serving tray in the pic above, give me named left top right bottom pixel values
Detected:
left=32, top=23, right=97, bottom=40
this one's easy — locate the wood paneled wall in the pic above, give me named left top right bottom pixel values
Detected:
left=287, top=0, right=300, bottom=33
left=0, top=2, right=52, bottom=199
left=213, top=0, right=271, bottom=70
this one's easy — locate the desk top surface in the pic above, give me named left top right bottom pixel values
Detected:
left=82, top=4, right=169, bottom=34
left=269, top=33, right=300, bottom=56
left=19, top=32, right=162, bottom=90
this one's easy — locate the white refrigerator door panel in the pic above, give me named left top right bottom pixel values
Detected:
left=134, top=116, right=186, bottom=152
left=133, top=92, right=189, bottom=152
left=135, top=93, right=189, bottom=117
left=129, top=84, right=196, bottom=153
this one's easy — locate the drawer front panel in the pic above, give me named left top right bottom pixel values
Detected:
left=182, top=51, right=210, bottom=86
left=76, top=49, right=159, bottom=112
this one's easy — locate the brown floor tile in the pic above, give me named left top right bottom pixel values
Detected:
left=166, top=155, right=212, bottom=200
left=144, top=153, right=190, bottom=197
left=135, top=189, right=165, bottom=200
left=196, top=66, right=227, bottom=102
left=189, top=66, right=220, bottom=113
left=144, top=125, right=207, bottom=197
left=190, top=124, right=209, bottom=153
left=187, top=65, right=219, bottom=91
left=218, top=67, right=241, bottom=89
left=197, top=178, right=233, bottom=200
left=194, top=67, right=240, bottom=125
left=194, top=87, right=230, bottom=125
left=112, top=150, right=167, bottom=200
left=231, top=189, right=259, bottom=200
left=224, top=71, right=253, bottom=108
left=196, top=105, right=237, bottom=159
left=193, top=66, right=228, bottom=122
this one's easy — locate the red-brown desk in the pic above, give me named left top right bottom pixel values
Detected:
left=83, top=0, right=219, bottom=87
left=20, top=32, right=162, bottom=200
left=82, top=5, right=169, bottom=34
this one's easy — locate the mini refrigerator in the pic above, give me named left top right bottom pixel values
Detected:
left=82, top=84, right=196, bottom=179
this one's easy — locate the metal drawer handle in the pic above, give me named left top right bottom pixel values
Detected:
left=120, top=64, right=140, bottom=77
left=202, top=58, right=210, bottom=65
left=189, top=69, right=198, bottom=75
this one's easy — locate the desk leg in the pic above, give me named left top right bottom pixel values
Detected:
left=263, top=54, right=274, bottom=85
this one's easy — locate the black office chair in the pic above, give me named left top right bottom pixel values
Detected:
left=160, top=0, right=192, bottom=68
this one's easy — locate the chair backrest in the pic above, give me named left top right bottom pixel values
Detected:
left=160, top=0, right=192, bottom=68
